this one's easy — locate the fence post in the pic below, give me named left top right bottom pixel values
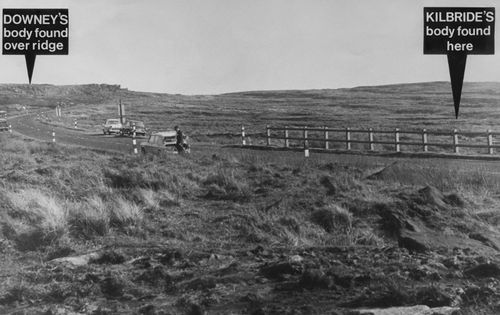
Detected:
left=345, top=127, right=351, bottom=150
left=422, top=129, right=428, bottom=152
left=324, top=126, right=329, bottom=150
left=368, top=128, right=374, bottom=151
left=395, top=128, right=400, bottom=152
left=487, top=129, right=493, bottom=154
left=284, top=126, right=289, bottom=148
left=453, top=129, right=459, bottom=154
left=241, top=126, right=246, bottom=146
left=8, top=125, right=12, bottom=134
left=266, top=125, right=271, bottom=146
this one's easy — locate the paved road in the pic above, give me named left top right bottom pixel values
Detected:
left=8, top=114, right=138, bottom=153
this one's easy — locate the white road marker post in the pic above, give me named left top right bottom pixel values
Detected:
left=422, top=129, right=428, bottom=152
left=369, top=128, right=374, bottom=151
left=266, top=125, right=271, bottom=146
left=284, top=126, right=289, bottom=148
left=74, top=119, right=77, bottom=129
left=241, top=125, right=246, bottom=146
left=487, top=130, right=494, bottom=155
left=395, top=128, right=400, bottom=152
left=133, top=124, right=138, bottom=154
left=345, top=127, right=351, bottom=150
left=8, top=125, right=12, bottom=134
left=453, top=129, right=459, bottom=154
left=304, top=126, right=309, bottom=158
left=52, top=130, right=56, bottom=143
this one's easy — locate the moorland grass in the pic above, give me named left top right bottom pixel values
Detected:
left=1, top=132, right=500, bottom=252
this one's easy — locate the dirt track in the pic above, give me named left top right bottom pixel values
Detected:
left=8, top=114, right=135, bottom=153
left=7, top=113, right=217, bottom=155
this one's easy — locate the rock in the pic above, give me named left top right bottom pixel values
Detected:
left=464, top=263, right=500, bottom=278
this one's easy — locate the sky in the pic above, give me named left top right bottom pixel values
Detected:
left=0, top=0, right=498, bottom=94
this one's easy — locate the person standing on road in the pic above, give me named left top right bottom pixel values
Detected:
left=174, top=125, right=185, bottom=153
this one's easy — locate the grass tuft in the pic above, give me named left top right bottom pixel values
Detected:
left=203, top=167, right=252, bottom=202
left=110, top=195, right=143, bottom=227
left=311, top=204, right=352, bottom=234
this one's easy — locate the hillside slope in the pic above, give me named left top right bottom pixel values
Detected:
left=3, top=81, right=500, bottom=140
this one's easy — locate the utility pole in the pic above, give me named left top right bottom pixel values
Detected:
left=119, top=99, right=123, bottom=124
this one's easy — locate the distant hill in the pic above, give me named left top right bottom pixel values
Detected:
left=0, top=84, right=128, bottom=107
left=1, top=81, right=500, bottom=107
left=221, top=81, right=500, bottom=98
left=3, top=81, right=500, bottom=135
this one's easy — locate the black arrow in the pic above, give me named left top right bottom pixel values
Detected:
left=447, top=52, right=467, bottom=119
left=25, top=52, right=36, bottom=84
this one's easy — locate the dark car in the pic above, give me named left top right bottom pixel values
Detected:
left=123, top=120, right=147, bottom=136
left=0, top=119, right=9, bottom=131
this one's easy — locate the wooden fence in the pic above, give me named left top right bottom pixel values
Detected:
left=240, top=125, right=500, bottom=155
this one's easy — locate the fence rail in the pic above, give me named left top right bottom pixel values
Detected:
left=240, top=125, right=500, bottom=156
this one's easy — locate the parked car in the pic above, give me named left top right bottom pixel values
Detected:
left=121, top=120, right=147, bottom=137
left=0, top=119, right=9, bottom=131
left=140, top=131, right=181, bottom=154
left=103, top=118, right=126, bottom=135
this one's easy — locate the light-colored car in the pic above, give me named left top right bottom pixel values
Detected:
left=140, top=131, right=178, bottom=154
left=103, top=118, right=126, bottom=135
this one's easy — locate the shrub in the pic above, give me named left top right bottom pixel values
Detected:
left=203, top=168, right=252, bottom=202
left=6, top=189, right=67, bottom=234
left=68, top=195, right=110, bottom=238
left=110, top=195, right=143, bottom=227
left=311, top=204, right=352, bottom=233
